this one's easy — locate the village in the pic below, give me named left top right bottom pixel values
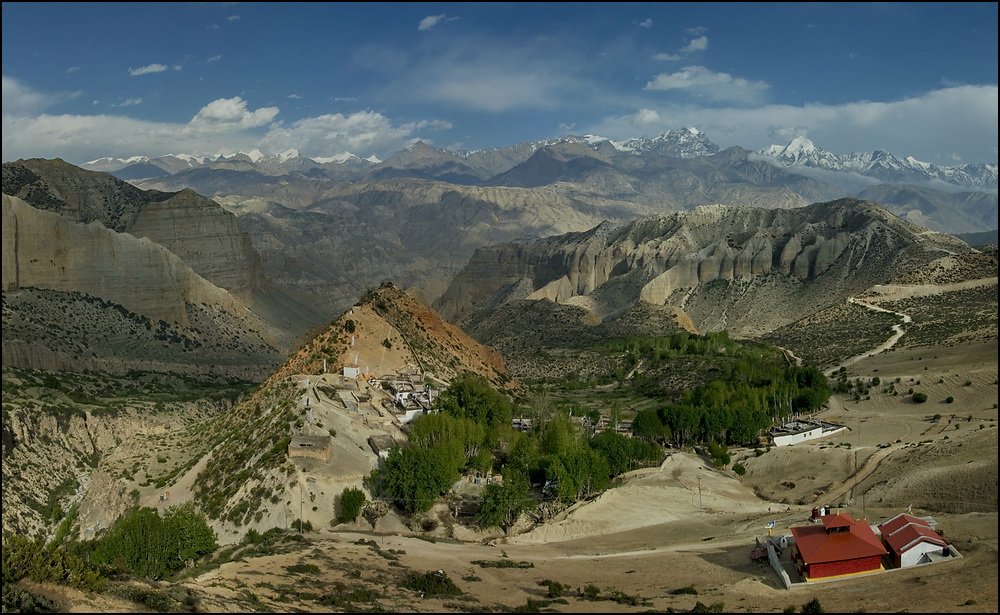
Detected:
left=280, top=361, right=968, bottom=592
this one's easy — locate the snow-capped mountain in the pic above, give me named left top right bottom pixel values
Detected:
left=606, top=127, right=721, bottom=159
left=81, top=129, right=997, bottom=194
left=757, top=136, right=997, bottom=191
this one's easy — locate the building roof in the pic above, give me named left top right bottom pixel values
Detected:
left=878, top=514, right=947, bottom=553
left=877, top=513, right=933, bottom=536
left=791, top=513, right=888, bottom=564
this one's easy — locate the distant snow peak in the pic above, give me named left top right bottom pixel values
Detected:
left=757, top=138, right=998, bottom=191
left=314, top=152, right=358, bottom=164
left=607, top=127, right=720, bottom=159
left=274, top=149, right=301, bottom=162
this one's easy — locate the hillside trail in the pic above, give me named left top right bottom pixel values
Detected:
left=823, top=296, right=912, bottom=377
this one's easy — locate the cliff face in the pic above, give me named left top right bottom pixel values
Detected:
left=127, top=188, right=266, bottom=299
left=434, top=199, right=974, bottom=338
left=3, top=159, right=267, bottom=299
left=2, top=161, right=331, bottom=377
left=3, top=194, right=241, bottom=324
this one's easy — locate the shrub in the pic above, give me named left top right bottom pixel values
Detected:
left=581, top=584, right=601, bottom=600
left=912, top=392, right=928, bottom=403
left=91, top=503, right=217, bottom=579
left=339, top=487, right=366, bottom=523
left=540, top=579, right=568, bottom=598
left=1, top=533, right=105, bottom=591
left=403, top=570, right=462, bottom=596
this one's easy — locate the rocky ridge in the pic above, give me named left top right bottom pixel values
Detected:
left=2, top=161, right=329, bottom=378
left=434, top=199, right=975, bottom=340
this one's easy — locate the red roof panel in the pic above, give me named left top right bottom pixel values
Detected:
left=791, top=513, right=887, bottom=564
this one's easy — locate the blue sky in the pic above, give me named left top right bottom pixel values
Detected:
left=2, top=2, right=997, bottom=167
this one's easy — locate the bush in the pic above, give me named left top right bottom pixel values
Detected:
left=912, top=392, right=928, bottom=403
left=339, top=487, right=366, bottom=523
left=403, top=570, right=462, bottom=596
left=1, top=533, right=105, bottom=592
left=540, top=579, right=568, bottom=598
left=91, top=503, right=217, bottom=579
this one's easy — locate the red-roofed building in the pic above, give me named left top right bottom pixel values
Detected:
left=789, top=513, right=888, bottom=580
left=877, top=513, right=950, bottom=568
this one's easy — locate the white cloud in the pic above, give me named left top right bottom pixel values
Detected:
left=118, top=98, right=143, bottom=107
left=653, top=52, right=681, bottom=61
left=428, top=69, right=561, bottom=112
left=638, top=19, right=653, bottom=28
left=1, top=81, right=450, bottom=163
left=591, top=85, right=999, bottom=166
left=367, top=35, right=580, bottom=113
left=645, top=65, right=770, bottom=104
left=207, top=55, right=223, bottom=63
left=257, top=111, right=451, bottom=158
left=2, top=75, right=53, bottom=115
left=128, top=64, right=170, bottom=77
left=629, top=108, right=664, bottom=128
left=418, top=14, right=448, bottom=31
left=188, top=97, right=279, bottom=132
left=680, top=36, right=708, bottom=53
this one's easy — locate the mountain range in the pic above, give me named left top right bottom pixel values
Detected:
left=2, top=121, right=998, bottom=614
left=82, top=129, right=997, bottom=195
left=4, top=128, right=997, bottom=379
left=60, top=131, right=995, bottom=330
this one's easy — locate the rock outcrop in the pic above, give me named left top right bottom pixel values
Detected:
left=434, top=199, right=974, bottom=338
left=3, top=194, right=243, bottom=324
left=3, top=158, right=267, bottom=299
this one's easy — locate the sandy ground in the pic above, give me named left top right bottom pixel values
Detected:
left=28, top=339, right=998, bottom=614
left=161, top=339, right=997, bottom=614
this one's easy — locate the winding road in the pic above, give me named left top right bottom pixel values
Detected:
left=823, top=296, right=912, bottom=377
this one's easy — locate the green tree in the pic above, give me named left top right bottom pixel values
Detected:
left=408, top=412, right=486, bottom=464
left=162, top=502, right=218, bottom=569
left=589, top=430, right=634, bottom=477
left=92, top=505, right=216, bottom=579
left=339, top=487, right=367, bottom=522
left=540, top=413, right=581, bottom=457
left=707, top=441, right=731, bottom=468
left=632, top=408, right=668, bottom=442
left=381, top=446, right=456, bottom=514
left=477, top=471, right=534, bottom=530
left=433, top=371, right=514, bottom=430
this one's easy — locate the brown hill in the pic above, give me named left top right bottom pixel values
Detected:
left=270, top=282, right=520, bottom=395
left=2, top=160, right=327, bottom=378
left=434, top=199, right=975, bottom=341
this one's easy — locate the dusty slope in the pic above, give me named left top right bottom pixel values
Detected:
left=27, top=337, right=996, bottom=614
